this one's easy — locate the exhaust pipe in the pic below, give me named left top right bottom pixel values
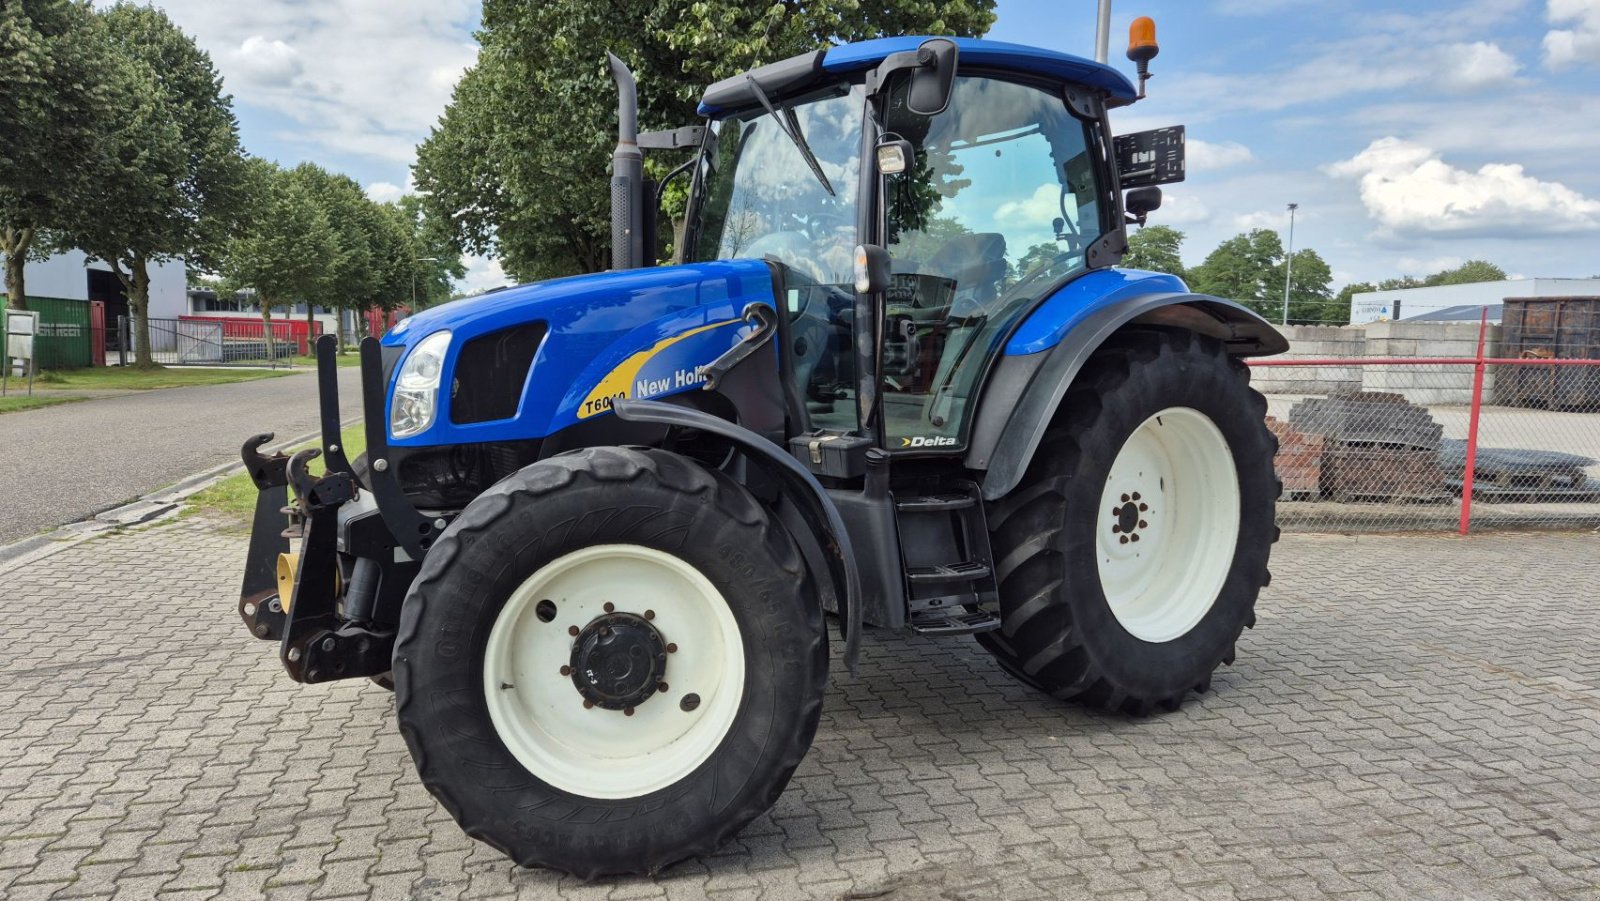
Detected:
left=607, top=52, right=645, bottom=271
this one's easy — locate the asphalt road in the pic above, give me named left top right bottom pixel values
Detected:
left=0, top=368, right=363, bottom=546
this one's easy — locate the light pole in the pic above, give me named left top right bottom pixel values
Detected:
left=412, top=257, right=440, bottom=312
left=1280, top=203, right=1298, bottom=326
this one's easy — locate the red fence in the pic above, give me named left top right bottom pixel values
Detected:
left=179, top=316, right=323, bottom=356
left=1248, top=311, right=1600, bottom=534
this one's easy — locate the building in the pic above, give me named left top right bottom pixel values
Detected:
left=6, top=250, right=187, bottom=325
left=1349, top=278, right=1600, bottom=325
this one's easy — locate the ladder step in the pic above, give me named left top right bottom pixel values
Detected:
left=906, top=561, right=990, bottom=583
left=895, top=492, right=975, bottom=512
left=908, top=608, right=1002, bottom=636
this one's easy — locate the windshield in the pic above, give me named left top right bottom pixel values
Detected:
left=689, top=83, right=863, bottom=283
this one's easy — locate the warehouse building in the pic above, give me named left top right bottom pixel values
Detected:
left=1349, top=278, right=1600, bottom=324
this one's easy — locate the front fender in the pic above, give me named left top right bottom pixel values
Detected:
left=612, top=399, right=862, bottom=671
left=968, top=292, right=1287, bottom=501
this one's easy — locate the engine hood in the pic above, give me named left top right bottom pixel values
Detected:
left=380, top=260, right=779, bottom=445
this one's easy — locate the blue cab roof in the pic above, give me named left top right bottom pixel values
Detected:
left=823, top=37, right=1136, bottom=100
left=696, top=36, right=1136, bottom=117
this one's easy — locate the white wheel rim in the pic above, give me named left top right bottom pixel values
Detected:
left=483, top=544, right=745, bottom=799
left=1096, top=407, right=1240, bottom=643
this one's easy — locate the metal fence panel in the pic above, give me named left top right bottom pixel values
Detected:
left=1253, top=325, right=1600, bottom=533
left=124, top=317, right=298, bottom=367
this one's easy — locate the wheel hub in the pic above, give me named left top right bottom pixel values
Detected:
left=569, top=612, right=667, bottom=710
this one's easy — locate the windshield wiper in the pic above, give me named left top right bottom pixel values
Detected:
left=745, top=73, right=836, bottom=198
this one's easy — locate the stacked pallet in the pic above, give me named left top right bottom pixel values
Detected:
left=1266, top=416, right=1323, bottom=499
left=1287, top=392, right=1450, bottom=503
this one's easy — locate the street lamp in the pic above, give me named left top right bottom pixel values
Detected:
left=1280, top=203, right=1299, bottom=326
left=412, top=257, right=441, bottom=311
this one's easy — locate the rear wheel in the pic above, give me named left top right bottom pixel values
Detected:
left=394, top=447, right=826, bottom=876
left=978, top=329, right=1278, bottom=714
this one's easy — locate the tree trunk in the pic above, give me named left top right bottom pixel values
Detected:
left=2, top=226, right=33, bottom=312
left=335, top=305, right=348, bottom=352
left=261, top=300, right=276, bottom=364
left=305, top=302, right=315, bottom=356
left=116, top=256, right=158, bottom=369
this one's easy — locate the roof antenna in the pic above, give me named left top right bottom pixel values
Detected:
left=1094, top=0, right=1112, bottom=63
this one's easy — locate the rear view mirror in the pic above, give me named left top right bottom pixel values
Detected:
left=908, top=39, right=958, bottom=116
left=1125, top=186, right=1162, bottom=226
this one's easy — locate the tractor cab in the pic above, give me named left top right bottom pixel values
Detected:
left=669, top=38, right=1171, bottom=461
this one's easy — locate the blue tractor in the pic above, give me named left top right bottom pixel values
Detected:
left=237, top=27, right=1286, bottom=877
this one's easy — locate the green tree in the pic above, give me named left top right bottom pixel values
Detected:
left=415, top=0, right=997, bottom=282
left=0, top=0, right=112, bottom=312
left=61, top=2, right=244, bottom=367
left=1187, top=229, right=1336, bottom=324
left=397, top=194, right=465, bottom=310
left=218, top=160, right=337, bottom=361
left=1423, top=259, right=1505, bottom=286
left=1121, top=225, right=1185, bottom=277
left=286, top=163, right=379, bottom=345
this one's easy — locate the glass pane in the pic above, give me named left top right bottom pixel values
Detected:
left=882, top=75, right=1104, bottom=449
left=690, top=85, right=864, bottom=432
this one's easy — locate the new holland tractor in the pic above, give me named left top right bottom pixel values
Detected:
left=236, top=24, right=1286, bottom=877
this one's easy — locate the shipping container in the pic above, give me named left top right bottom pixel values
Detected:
left=1, top=295, right=95, bottom=370
left=1497, top=296, right=1600, bottom=410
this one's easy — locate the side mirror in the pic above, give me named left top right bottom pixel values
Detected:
left=1125, top=186, right=1162, bottom=225
left=853, top=244, right=891, bottom=295
left=907, top=39, right=958, bottom=116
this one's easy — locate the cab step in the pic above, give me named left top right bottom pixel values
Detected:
left=906, top=560, right=991, bottom=583
left=894, top=492, right=975, bottom=513
left=908, top=607, right=1002, bottom=636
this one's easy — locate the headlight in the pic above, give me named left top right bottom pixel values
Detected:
left=389, top=330, right=451, bottom=439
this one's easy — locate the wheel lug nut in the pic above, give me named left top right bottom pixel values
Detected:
left=1139, top=520, right=1148, bottom=529
left=1132, top=492, right=1141, bottom=501
left=1119, top=535, right=1129, bottom=544
left=624, top=707, right=635, bottom=717
left=666, top=643, right=678, bottom=653
left=582, top=699, right=595, bottom=709
left=1120, top=493, right=1130, bottom=502
left=568, top=625, right=580, bottom=636
left=1111, top=524, right=1121, bottom=533
left=658, top=681, right=669, bottom=692
left=1130, top=533, right=1140, bottom=542
left=603, top=602, right=615, bottom=613
left=644, top=610, right=655, bottom=620
left=1139, top=503, right=1148, bottom=511
left=559, top=665, right=572, bottom=676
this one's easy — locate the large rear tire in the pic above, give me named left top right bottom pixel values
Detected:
left=393, top=447, right=826, bottom=877
left=977, top=329, right=1278, bottom=714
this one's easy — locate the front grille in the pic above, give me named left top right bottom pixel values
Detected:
left=450, top=322, right=547, bottom=424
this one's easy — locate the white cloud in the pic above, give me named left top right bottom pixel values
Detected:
left=992, top=184, right=1060, bottom=228
left=1232, top=209, right=1296, bottom=232
left=1187, top=139, right=1254, bottom=172
left=1328, top=137, right=1600, bottom=235
left=1152, top=192, right=1211, bottom=225
left=457, top=254, right=509, bottom=296
left=98, top=0, right=480, bottom=165
left=1438, top=41, right=1521, bottom=90
left=364, top=181, right=408, bottom=203
left=230, top=36, right=301, bottom=86
left=1545, top=0, right=1600, bottom=67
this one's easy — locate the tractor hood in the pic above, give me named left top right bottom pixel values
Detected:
left=380, top=259, right=778, bottom=446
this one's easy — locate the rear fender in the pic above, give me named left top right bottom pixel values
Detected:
left=968, top=292, right=1287, bottom=502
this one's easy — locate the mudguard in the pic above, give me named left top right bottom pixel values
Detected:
left=968, top=291, right=1287, bottom=502
left=612, top=399, right=863, bottom=671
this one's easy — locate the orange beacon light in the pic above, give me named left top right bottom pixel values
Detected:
left=1127, top=16, right=1159, bottom=98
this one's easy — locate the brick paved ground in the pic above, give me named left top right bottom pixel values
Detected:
left=2, top=518, right=1599, bottom=900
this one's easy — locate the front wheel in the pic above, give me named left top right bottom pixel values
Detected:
left=978, top=329, right=1279, bottom=714
left=394, top=447, right=827, bottom=877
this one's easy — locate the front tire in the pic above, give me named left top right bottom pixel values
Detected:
left=978, top=329, right=1278, bottom=714
left=394, top=447, right=826, bottom=877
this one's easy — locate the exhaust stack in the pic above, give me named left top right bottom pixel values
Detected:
left=607, top=52, right=645, bottom=270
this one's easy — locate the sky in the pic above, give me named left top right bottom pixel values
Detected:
left=123, top=0, right=1600, bottom=294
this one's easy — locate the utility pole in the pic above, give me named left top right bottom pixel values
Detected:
left=1095, top=0, right=1113, bottom=63
left=1280, top=203, right=1298, bottom=326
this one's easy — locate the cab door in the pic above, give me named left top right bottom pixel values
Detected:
left=874, top=73, right=1111, bottom=452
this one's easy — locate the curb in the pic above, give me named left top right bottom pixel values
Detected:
left=0, top=421, right=356, bottom=574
